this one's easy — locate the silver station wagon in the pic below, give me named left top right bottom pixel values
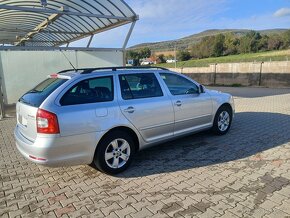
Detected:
left=15, top=67, right=235, bottom=174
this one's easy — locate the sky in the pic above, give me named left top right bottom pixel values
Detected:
left=72, top=0, right=290, bottom=48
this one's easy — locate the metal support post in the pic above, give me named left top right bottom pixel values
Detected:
left=259, top=62, right=264, bottom=86
left=87, top=35, right=94, bottom=48
left=214, top=63, right=217, bottom=85
left=122, top=21, right=136, bottom=49
left=0, top=83, right=4, bottom=120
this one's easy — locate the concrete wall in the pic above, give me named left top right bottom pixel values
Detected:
left=0, top=50, right=123, bottom=104
left=169, top=61, right=290, bottom=87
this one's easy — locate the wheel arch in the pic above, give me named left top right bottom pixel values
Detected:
left=218, top=103, right=233, bottom=114
left=98, top=126, right=140, bottom=152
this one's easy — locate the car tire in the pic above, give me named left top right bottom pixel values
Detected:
left=212, top=105, right=232, bottom=135
left=94, top=130, right=135, bottom=175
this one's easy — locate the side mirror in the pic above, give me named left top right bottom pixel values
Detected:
left=199, top=85, right=205, bottom=93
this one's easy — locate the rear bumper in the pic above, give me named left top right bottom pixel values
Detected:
left=14, top=125, right=102, bottom=167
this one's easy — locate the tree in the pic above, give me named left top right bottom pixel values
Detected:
left=238, top=31, right=261, bottom=53
left=267, top=34, right=283, bottom=50
left=212, top=34, right=225, bottom=57
left=157, top=54, right=166, bottom=63
left=126, top=50, right=141, bottom=66
left=191, top=36, right=215, bottom=59
left=223, top=33, right=239, bottom=55
left=282, top=30, right=290, bottom=48
left=247, top=31, right=262, bottom=52
left=258, top=35, right=269, bottom=51
left=126, top=47, right=152, bottom=66
left=139, top=47, right=151, bottom=59
left=177, top=50, right=191, bottom=61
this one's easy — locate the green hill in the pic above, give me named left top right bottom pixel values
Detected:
left=155, top=49, right=290, bottom=68
left=129, top=29, right=288, bottom=52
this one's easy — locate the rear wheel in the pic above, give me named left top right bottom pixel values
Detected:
left=212, top=105, right=232, bottom=135
left=94, top=131, right=135, bottom=175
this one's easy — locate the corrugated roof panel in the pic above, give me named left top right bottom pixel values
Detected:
left=0, top=0, right=137, bottom=46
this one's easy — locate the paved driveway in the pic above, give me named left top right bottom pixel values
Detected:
left=1, top=87, right=290, bottom=218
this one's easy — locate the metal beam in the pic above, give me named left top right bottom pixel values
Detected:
left=15, top=9, right=64, bottom=46
left=0, top=46, right=123, bottom=52
left=122, top=21, right=136, bottom=49
left=0, top=28, right=85, bottom=35
left=53, top=19, right=132, bottom=47
left=1, top=19, right=132, bottom=47
left=87, top=35, right=94, bottom=48
left=0, top=4, right=138, bottom=21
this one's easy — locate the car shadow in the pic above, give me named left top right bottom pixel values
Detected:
left=117, top=111, right=290, bottom=178
left=208, top=86, right=290, bottom=98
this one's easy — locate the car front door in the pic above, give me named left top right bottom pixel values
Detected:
left=160, top=73, right=213, bottom=135
left=118, top=72, right=174, bottom=143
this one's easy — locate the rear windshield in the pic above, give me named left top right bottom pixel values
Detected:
left=19, top=78, right=67, bottom=107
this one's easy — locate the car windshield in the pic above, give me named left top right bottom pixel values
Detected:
left=19, top=78, right=67, bottom=107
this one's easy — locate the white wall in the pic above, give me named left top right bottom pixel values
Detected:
left=0, top=50, right=123, bottom=104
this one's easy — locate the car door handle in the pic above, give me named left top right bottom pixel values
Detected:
left=175, top=101, right=182, bottom=107
left=124, top=106, right=135, bottom=113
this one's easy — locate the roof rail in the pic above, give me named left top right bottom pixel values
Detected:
left=57, top=66, right=168, bottom=74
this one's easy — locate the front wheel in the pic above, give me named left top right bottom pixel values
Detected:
left=94, top=131, right=135, bottom=175
left=212, top=105, right=232, bottom=135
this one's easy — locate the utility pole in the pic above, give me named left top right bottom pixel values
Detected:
left=174, top=42, right=177, bottom=69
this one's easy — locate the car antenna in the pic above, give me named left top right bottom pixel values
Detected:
left=60, top=50, right=77, bottom=71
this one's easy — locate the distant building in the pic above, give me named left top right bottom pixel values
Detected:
left=140, top=58, right=154, bottom=65
left=166, top=59, right=177, bottom=63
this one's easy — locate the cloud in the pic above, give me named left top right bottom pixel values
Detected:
left=73, top=1, right=290, bottom=48
left=274, top=8, right=290, bottom=17
left=126, top=0, right=228, bottom=43
left=208, top=13, right=290, bottom=31
left=129, top=0, right=226, bottom=20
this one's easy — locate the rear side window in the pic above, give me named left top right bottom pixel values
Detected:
left=19, top=78, right=67, bottom=107
left=119, top=73, right=163, bottom=100
left=60, top=76, right=113, bottom=106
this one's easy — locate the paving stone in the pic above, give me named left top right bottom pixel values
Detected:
left=115, top=206, right=137, bottom=218
left=2, top=87, right=290, bottom=217
left=277, top=199, right=290, bottom=214
left=54, top=204, right=75, bottom=217
left=130, top=208, right=153, bottom=218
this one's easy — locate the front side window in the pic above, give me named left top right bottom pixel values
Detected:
left=160, top=73, right=199, bottom=95
left=119, top=73, right=163, bottom=100
left=60, top=76, right=113, bottom=106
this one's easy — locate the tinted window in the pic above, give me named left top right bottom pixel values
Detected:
left=119, top=73, right=163, bottom=100
left=60, top=76, right=113, bottom=106
left=160, top=73, right=199, bottom=95
left=19, top=78, right=67, bottom=107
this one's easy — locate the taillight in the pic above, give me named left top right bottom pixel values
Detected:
left=37, top=109, right=60, bottom=134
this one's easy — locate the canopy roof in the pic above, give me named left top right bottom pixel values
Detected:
left=0, top=0, right=138, bottom=47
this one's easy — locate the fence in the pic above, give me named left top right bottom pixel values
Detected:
left=169, top=61, right=290, bottom=87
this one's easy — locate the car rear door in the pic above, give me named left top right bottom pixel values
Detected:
left=56, top=75, right=116, bottom=136
left=117, top=72, right=174, bottom=143
left=160, top=73, right=213, bottom=135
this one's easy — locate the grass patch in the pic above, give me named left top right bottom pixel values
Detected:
left=155, top=49, right=290, bottom=68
